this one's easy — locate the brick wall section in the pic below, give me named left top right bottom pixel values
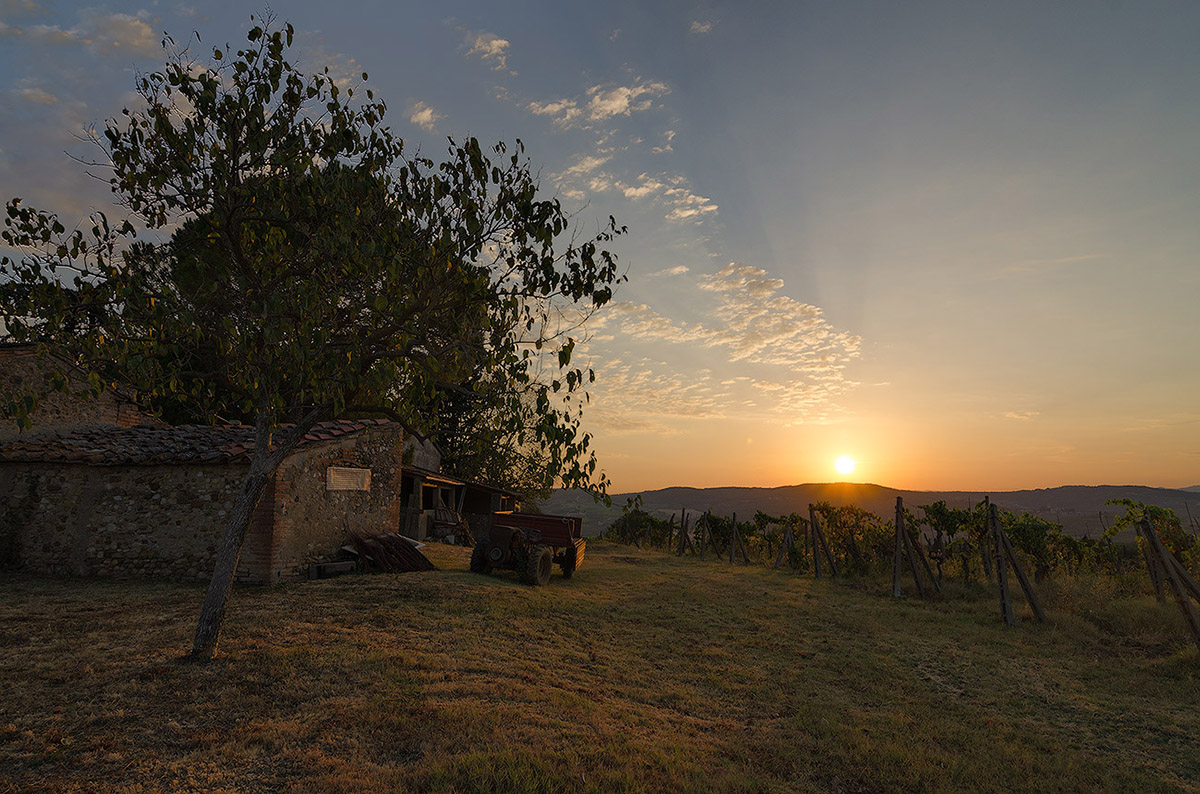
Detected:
left=0, top=348, right=150, bottom=441
left=0, top=423, right=405, bottom=583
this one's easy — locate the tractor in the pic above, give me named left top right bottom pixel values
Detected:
left=470, top=511, right=585, bottom=585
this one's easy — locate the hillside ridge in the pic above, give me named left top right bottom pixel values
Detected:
left=546, top=482, right=1200, bottom=540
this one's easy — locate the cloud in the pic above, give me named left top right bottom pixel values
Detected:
left=613, top=173, right=717, bottom=223
left=664, top=187, right=717, bottom=221
left=690, top=20, right=713, bottom=34
left=1, top=0, right=44, bottom=14
left=408, top=101, right=444, bottom=132
left=621, top=173, right=666, bottom=199
left=80, top=10, right=158, bottom=55
left=560, top=154, right=610, bottom=177
left=652, top=129, right=676, bottom=154
left=466, top=30, right=510, bottom=71
left=1004, top=411, right=1040, bottom=421
left=527, top=98, right=582, bottom=126
left=11, top=10, right=161, bottom=56
left=589, top=263, right=861, bottom=425
left=583, top=358, right=729, bottom=432
left=586, top=80, right=669, bottom=120
left=647, top=265, right=689, bottom=277
left=15, top=85, right=57, bottom=105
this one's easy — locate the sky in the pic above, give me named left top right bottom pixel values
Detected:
left=2, top=1, right=1198, bottom=492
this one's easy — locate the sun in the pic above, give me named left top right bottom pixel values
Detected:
left=834, top=455, right=857, bottom=477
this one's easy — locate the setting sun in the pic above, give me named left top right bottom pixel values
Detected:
left=834, top=455, right=857, bottom=477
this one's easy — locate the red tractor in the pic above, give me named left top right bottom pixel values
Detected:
left=470, top=511, right=585, bottom=585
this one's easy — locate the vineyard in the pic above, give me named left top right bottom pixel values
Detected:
left=604, top=496, right=1200, bottom=647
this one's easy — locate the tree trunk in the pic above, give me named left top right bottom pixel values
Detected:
left=191, top=407, right=324, bottom=660
left=190, top=463, right=273, bottom=659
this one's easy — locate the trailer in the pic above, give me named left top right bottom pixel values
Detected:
left=469, top=511, right=585, bottom=585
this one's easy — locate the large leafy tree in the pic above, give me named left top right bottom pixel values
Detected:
left=0, top=19, right=623, bottom=658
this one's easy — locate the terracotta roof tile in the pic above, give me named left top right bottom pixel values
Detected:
left=0, top=419, right=397, bottom=466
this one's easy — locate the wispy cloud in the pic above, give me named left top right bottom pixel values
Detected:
left=465, top=30, right=511, bottom=71
left=1, top=0, right=45, bottom=15
left=408, top=101, right=444, bottom=132
left=690, top=20, right=713, bottom=34
left=7, top=9, right=160, bottom=56
left=652, top=129, right=676, bottom=154
left=621, top=173, right=666, bottom=199
left=647, top=265, right=689, bottom=277
left=14, top=85, right=58, bottom=105
left=664, top=186, right=717, bottom=222
left=1004, top=411, right=1040, bottom=421
left=614, top=173, right=718, bottom=222
left=583, top=358, right=729, bottom=432
left=588, top=263, right=861, bottom=426
left=586, top=80, right=670, bottom=121
left=527, top=98, right=582, bottom=126
left=559, top=154, right=610, bottom=177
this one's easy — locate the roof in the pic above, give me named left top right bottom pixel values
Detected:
left=0, top=419, right=395, bottom=466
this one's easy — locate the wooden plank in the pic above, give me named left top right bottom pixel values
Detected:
left=990, top=504, right=1014, bottom=626
left=892, top=497, right=904, bottom=598
left=1142, top=521, right=1200, bottom=651
left=999, top=528, right=1046, bottom=623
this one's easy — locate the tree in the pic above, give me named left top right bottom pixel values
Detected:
left=1, top=19, right=624, bottom=659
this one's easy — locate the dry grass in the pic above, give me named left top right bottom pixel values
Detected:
left=2, top=542, right=1198, bottom=793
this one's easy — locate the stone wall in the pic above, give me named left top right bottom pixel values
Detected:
left=0, top=423, right=406, bottom=583
left=0, top=462, right=255, bottom=580
left=0, top=348, right=147, bottom=441
left=269, top=423, right=405, bottom=580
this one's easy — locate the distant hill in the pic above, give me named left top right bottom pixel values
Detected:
left=546, top=483, right=1200, bottom=541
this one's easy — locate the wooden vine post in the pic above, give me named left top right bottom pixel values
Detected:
left=676, top=508, right=695, bottom=556
left=988, top=503, right=1046, bottom=625
left=728, top=512, right=750, bottom=564
left=729, top=512, right=737, bottom=564
left=809, top=504, right=822, bottom=578
left=991, top=503, right=1015, bottom=625
left=892, top=497, right=905, bottom=597
left=774, top=519, right=799, bottom=570
left=1140, top=520, right=1200, bottom=651
left=808, top=504, right=839, bottom=578
left=1136, top=523, right=1167, bottom=604
left=892, top=497, right=940, bottom=598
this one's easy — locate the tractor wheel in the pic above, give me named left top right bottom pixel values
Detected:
left=470, top=539, right=493, bottom=574
left=522, top=544, right=553, bottom=586
left=560, top=545, right=577, bottom=579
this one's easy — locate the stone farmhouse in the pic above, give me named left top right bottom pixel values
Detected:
left=0, top=344, right=518, bottom=582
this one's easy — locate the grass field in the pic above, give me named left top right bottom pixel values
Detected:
left=2, top=541, right=1198, bottom=793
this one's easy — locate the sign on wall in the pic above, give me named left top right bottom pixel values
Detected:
left=326, top=466, right=371, bottom=491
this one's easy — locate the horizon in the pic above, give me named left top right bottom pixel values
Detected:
left=2, top=2, right=1197, bottom=493
left=571, top=480, right=1200, bottom=495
